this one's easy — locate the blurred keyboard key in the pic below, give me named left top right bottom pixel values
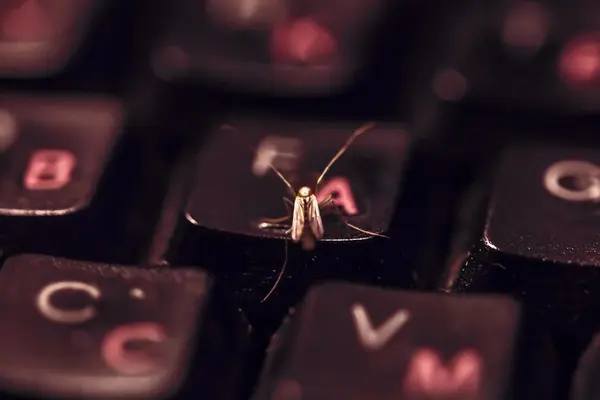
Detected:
left=0, top=0, right=98, bottom=77
left=403, top=0, right=500, bottom=139
left=252, top=282, right=523, bottom=400
left=151, top=0, right=392, bottom=94
left=0, top=95, right=121, bottom=215
left=410, top=0, right=600, bottom=113
left=0, top=254, right=249, bottom=399
left=464, top=0, right=600, bottom=111
left=572, top=332, right=600, bottom=400
left=0, top=94, right=152, bottom=263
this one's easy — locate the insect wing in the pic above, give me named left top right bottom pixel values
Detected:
left=307, top=194, right=324, bottom=240
left=290, top=196, right=305, bottom=242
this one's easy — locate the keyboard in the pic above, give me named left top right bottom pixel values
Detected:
left=0, top=1, right=599, bottom=399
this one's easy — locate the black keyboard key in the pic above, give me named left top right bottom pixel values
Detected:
left=443, top=141, right=600, bottom=396
left=409, top=0, right=600, bottom=113
left=252, top=282, right=525, bottom=400
left=0, top=95, right=120, bottom=214
left=446, top=142, right=600, bottom=317
left=0, top=254, right=249, bottom=399
left=186, top=119, right=406, bottom=240
left=159, top=118, right=414, bottom=328
left=485, top=145, right=600, bottom=265
left=0, top=95, right=133, bottom=260
left=151, top=0, right=392, bottom=94
left=0, top=0, right=98, bottom=77
left=572, top=333, right=600, bottom=400
left=403, top=0, right=502, bottom=139
left=457, top=1, right=600, bottom=111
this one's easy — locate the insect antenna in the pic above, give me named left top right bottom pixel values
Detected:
left=220, top=124, right=296, bottom=198
left=315, top=122, right=377, bottom=189
left=261, top=234, right=289, bottom=302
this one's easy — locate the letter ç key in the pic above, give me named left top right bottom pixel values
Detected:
left=0, top=254, right=250, bottom=399
left=251, top=282, right=525, bottom=400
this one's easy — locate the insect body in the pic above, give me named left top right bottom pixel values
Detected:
left=256, top=122, right=388, bottom=301
left=291, top=186, right=323, bottom=248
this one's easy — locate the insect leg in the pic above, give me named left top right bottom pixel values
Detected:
left=261, top=232, right=289, bottom=302
left=259, top=216, right=290, bottom=225
left=318, top=194, right=335, bottom=209
left=344, top=221, right=390, bottom=238
left=325, top=199, right=389, bottom=239
left=258, top=197, right=294, bottom=228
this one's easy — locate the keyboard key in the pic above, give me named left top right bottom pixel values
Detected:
left=403, top=0, right=501, bottom=138
left=151, top=0, right=392, bottom=94
left=445, top=141, right=600, bottom=288
left=444, top=141, right=600, bottom=389
left=0, top=254, right=249, bottom=399
left=185, top=119, right=407, bottom=240
left=457, top=0, right=600, bottom=111
left=0, top=95, right=121, bottom=214
left=252, top=282, right=525, bottom=400
left=476, top=143, right=600, bottom=266
left=0, top=95, right=128, bottom=261
left=0, top=0, right=97, bottom=77
left=156, top=117, right=414, bottom=328
left=572, top=332, right=600, bottom=400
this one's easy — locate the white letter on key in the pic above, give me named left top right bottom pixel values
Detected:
left=351, top=303, right=410, bottom=350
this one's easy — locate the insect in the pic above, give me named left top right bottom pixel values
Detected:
left=254, top=122, right=389, bottom=301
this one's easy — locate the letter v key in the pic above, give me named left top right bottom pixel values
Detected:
left=351, top=303, right=411, bottom=351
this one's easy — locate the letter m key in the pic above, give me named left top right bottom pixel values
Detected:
left=403, top=348, right=482, bottom=399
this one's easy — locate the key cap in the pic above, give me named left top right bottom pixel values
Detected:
left=403, top=0, right=505, bottom=139
left=572, top=332, right=600, bottom=400
left=443, top=141, right=600, bottom=396
left=0, top=254, right=249, bottom=399
left=457, top=0, right=600, bottom=111
left=150, top=0, right=393, bottom=94
left=153, top=117, right=414, bottom=330
left=0, top=95, right=121, bottom=214
left=444, top=141, right=600, bottom=306
left=0, top=0, right=98, bottom=77
left=0, top=94, right=128, bottom=261
left=251, top=282, right=539, bottom=400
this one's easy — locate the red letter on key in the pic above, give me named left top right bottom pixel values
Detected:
left=316, top=176, right=359, bottom=216
left=403, top=348, right=482, bottom=397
